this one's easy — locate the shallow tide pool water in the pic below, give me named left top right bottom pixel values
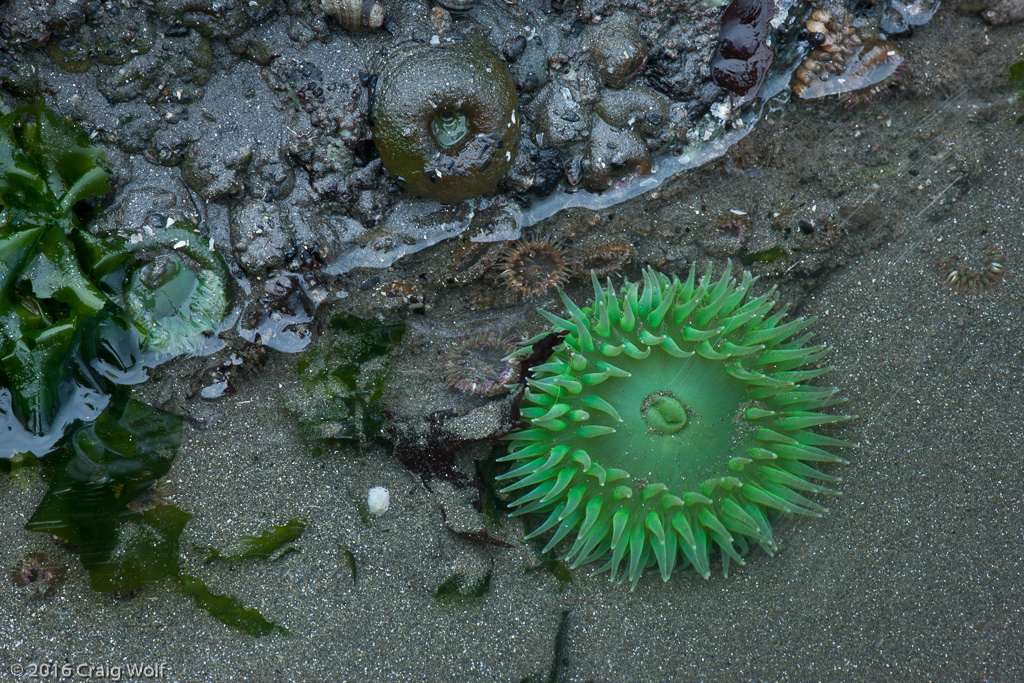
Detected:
left=2, top=0, right=1023, bottom=681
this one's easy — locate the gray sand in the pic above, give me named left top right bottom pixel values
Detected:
left=3, top=6, right=1024, bottom=683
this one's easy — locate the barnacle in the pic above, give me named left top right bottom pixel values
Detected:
left=791, top=11, right=903, bottom=106
left=499, top=265, right=853, bottom=587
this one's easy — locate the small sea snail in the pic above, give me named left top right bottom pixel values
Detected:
left=434, top=0, right=476, bottom=14
left=370, top=37, right=521, bottom=203
left=322, top=0, right=385, bottom=32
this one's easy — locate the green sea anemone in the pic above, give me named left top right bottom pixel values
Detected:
left=499, top=265, right=853, bottom=587
left=117, top=224, right=232, bottom=357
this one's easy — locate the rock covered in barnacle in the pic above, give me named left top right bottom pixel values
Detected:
left=979, top=0, right=1024, bottom=25
left=594, top=85, right=671, bottom=139
left=527, top=82, right=593, bottom=149
left=791, top=11, right=903, bottom=106
left=710, top=0, right=777, bottom=109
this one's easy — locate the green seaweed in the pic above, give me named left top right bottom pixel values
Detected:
left=341, top=545, right=358, bottom=584
left=24, top=396, right=189, bottom=592
left=0, top=102, right=231, bottom=458
left=434, top=569, right=493, bottom=603
left=354, top=495, right=371, bottom=524
left=203, top=518, right=307, bottom=563
left=475, top=451, right=511, bottom=527
left=1010, top=53, right=1024, bottom=124
left=739, top=246, right=789, bottom=266
left=179, top=574, right=290, bottom=637
left=0, top=101, right=120, bottom=443
left=526, top=556, right=573, bottom=585
left=285, top=312, right=405, bottom=446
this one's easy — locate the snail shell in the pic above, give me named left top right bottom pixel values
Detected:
left=323, top=0, right=385, bottom=31
left=434, top=0, right=475, bottom=14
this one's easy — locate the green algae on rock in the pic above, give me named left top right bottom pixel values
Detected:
left=285, top=312, right=405, bottom=446
left=499, top=266, right=854, bottom=587
left=370, top=37, right=520, bottom=204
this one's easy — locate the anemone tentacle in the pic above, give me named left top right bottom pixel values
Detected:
left=499, top=264, right=853, bottom=587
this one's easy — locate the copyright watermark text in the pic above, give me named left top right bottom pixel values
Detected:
left=8, top=662, right=170, bottom=680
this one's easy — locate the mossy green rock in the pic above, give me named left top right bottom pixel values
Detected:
left=371, top=38, right=520, bottom=204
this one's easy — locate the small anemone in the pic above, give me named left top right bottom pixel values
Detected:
left=127, top=477, right=180, bottom=514
left=441, top=332, right=521, bottom=397
left=938, top=243, right=1006, bottom=293
left=571, top=243, right=635, bottom=279
left=499, top=265, right=854, bottom=587
left=497, top=239, right=572, bottom=298
left=10, top=552, right=66, bottom=597
left=121, top=225, right=232, bottom=356
left=705, top=213, right=750, bottom=257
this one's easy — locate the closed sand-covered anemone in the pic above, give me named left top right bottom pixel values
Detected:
left=499, top=265, right=853, bottom=587
left=370, top=37, right=520, bottom=203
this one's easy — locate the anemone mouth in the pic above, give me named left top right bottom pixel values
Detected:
left=498, top=265, right=854, bottom=587
left=431, top=110, right=471, bottom=150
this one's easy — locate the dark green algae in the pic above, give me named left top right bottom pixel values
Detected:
left=0, top=100, right=232, bottom=456
left=17, top=391, right=305, bottom=635
left=1011, top=51, right=1024, bottom=123
left=285, top=311, right=406, bottom=447
left=371, top=37, right=520, bottom=204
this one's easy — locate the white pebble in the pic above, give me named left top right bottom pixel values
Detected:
left=367, top=486, right=390, bottom=516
